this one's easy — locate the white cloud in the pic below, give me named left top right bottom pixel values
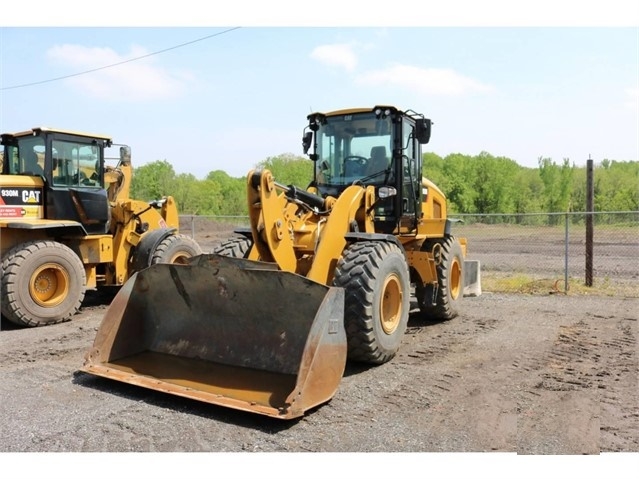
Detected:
left=355, top=64, right=494, bottom=96
left=46, top=44, right=191, bottom=101
left=310, top=43, right=358, bottom=72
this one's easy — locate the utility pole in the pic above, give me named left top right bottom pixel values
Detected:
left=585, top=156, right=594, bottom=287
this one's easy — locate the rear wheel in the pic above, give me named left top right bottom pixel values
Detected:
left=333, top=241, right=410, bottom=364
left=150, top=234, right=202, bottom=265
left=212, top=235, right=253, bottom=258
left=1, top=240, right=86, bottom=327
left=416, top=236, right=464, bottom=320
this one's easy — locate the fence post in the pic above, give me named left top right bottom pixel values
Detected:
left=585, top=158, right=594, bottom=286
left=190, top=215, right=195, bottom=239
left=564, top=212, right=569, bottom=293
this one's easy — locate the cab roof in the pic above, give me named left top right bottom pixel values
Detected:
left=1, top=127, right=112, bottom=143
left=314, top=105, right=403, bottom=118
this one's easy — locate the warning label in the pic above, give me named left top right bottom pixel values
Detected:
left=0, top=205, right=42, bottom=219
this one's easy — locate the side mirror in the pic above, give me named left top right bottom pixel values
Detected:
left=415, top=119, right=432, bottom=144
left=119, top=146, right=131, bottom=166
left=302, top=131, right=313, bottom=155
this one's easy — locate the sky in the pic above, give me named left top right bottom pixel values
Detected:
left=0, top=1, right=638, bottom=183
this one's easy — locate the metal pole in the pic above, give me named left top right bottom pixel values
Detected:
left=565, top=212, right=569, bottom=293
left=585, top=158, right=594, bottom=286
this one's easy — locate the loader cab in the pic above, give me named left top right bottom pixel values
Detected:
left=1, top=128, right=112, bottom=234
left=305, top=106, right=431, bottom=234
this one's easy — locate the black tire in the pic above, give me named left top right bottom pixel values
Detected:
left=416, top=236, right=464, bottom=320
left=150, top=234, right=202, bottom=265
left=1, top=240, right=86, bottom=327
left=332, top=241, right=410, bottom=365
left=212, top=235, right=253, bottom=259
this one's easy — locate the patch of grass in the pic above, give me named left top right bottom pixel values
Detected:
left=480, top=272, right=639, bottom=297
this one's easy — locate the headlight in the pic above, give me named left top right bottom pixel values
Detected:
left=378, top=186, right=397, bottom=199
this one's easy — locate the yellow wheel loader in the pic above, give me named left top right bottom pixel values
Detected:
left=0, top=127, right=201, bottom=327
left=82, top=106, right=481, bottom=419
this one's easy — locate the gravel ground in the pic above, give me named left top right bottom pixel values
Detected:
left=1, top=290, right=637, bottom=472
left=1, top=220, right=637, bottom=476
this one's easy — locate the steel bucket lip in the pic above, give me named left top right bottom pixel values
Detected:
left=81, top=358, right=300, bottom=419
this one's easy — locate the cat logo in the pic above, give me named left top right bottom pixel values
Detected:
left=22, top=190, right=41, bottom=203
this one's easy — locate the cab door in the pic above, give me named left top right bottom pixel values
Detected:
left=398, top=119, right=422, bottom=232
left=46, top=137, right=110, bottom=235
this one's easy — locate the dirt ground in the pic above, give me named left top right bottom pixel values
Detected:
left=1, top=220, right=638, bottom=474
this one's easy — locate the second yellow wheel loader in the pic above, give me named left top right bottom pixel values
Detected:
left=81, top=106, right=481, bottom=420
left=0, top=127, right=202, bottom=328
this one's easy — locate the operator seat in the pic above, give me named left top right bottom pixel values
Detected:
left=23, top=150, right=44, bottom=176
left=367, top=146, right=388, bottom=174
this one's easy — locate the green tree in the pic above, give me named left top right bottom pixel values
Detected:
left=512, top=167, right=544, bottom=215
left=129, top=152, right=637, bottom=221
left=570, top=166, right=588, bottom=213
left=131, top=160, right=177, bottom=201
left=472, top=152, right=519, bottom=214
left=422, top=152, right=446, bottom=187
left=538, top=157, right=574, bottom=216
left=594, top=160, right=639, bottom=212
left=256, top=153, right=314, bottom=188
left=170, top=173, right=207, bottom=215
left=206, top=170, right=247, bottom=216
left=438, top=153, right=477, bottom=214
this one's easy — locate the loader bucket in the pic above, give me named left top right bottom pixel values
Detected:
left=81, top=254, right=347, bottom=420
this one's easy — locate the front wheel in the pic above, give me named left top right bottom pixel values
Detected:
left=1, top=240, right=86, bottom=327
left=150, top=234, right=202, bottom=265
left=332, top=241, right=410, bottom=365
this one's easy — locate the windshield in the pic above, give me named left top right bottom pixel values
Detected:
left=315, top=112, right=392, bottom=186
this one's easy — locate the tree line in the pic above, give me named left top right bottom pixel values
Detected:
left=129, top=152, right=638, bottom=217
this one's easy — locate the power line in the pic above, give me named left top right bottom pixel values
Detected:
left=1, top=27, right=241, bottom=91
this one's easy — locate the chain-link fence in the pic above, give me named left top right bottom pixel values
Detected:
left=179, top=215, right=249, bottom=248
left=179, top=211, right=639, bottom=297
left=450, top=211, right=638, bottom=296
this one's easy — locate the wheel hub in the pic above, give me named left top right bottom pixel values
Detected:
left=450, top=258, right=462, bottom=300
left=30, top=263, right=69, bottom=307
left=380, top=273, right=403, bottom=334
left=170, top=253, right=192, bottom=265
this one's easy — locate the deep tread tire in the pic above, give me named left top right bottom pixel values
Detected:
left=333, top=241, right=410, bottom=365
left=150, top=234, right=203, bottom=265
left=416, top=236, right=464, bottom=320
left=1, top=240, right=86, bottom=327
left=212, top=235, right=253, bottom=259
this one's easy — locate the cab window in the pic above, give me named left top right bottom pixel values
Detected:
left=10, top=137, right=46, bottom=175
left=52, top=140, right=100, bottom=187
